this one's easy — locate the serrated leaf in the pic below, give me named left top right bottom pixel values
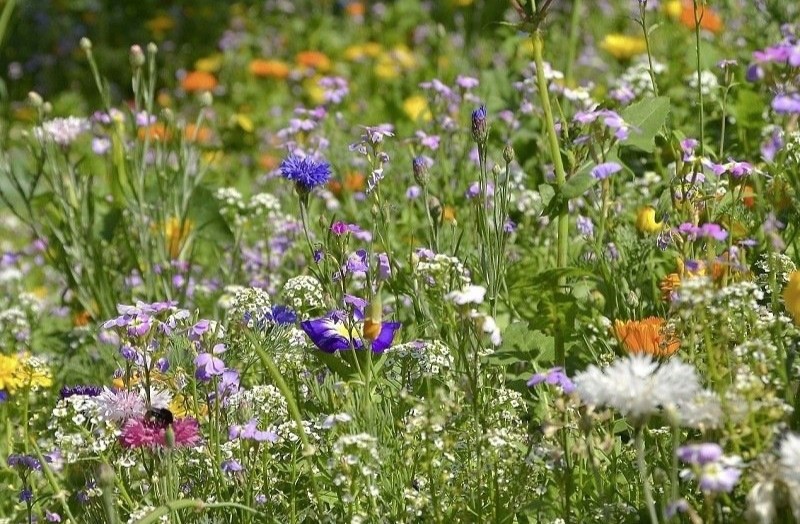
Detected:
left=621, top=96, right=671, bottom=152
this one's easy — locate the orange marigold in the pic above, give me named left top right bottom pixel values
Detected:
left=184, top=123, right=213, bottom=144
left=613, top=317, right=680, bottom=357
left=296, top=51, right=332, bottom=72
left=138, top=123, right=172, bottom=142
left=249, top=59, right=290, bottom=79
left=181, top=71, right=217, bottom=92
left=679, top=1, right=723, bottom=34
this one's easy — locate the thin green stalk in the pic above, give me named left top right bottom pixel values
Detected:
left=636, top=426, right=660, bottom=524
left=693, top=0, right=705, bottom=156
left=639, top=1, right=660, bottom=96
left=0, top=0, right=17, bottom=53
left=531, top=29, right=569, bottom=366
left=564, top=0, right=582, bottom=86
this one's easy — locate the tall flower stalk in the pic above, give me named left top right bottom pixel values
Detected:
left=527, top=0, right=570, bottom=366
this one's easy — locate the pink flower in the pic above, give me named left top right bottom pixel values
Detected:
left=120, top=417, right=201, bottom=449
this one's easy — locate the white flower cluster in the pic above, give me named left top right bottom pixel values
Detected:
left=687, top=70, right=720, bottom=99
left=228, top=384, right=289, bottom=424
left=328, top=433, right=381, bottom=503
left=282, top=275, right=325, bottom=315
left=34, top=116, right=91, bottom=146
left=413, top=253, right=471, bottom=292
left=227, top=287, right=272, bottom=330
left=0, top=306, right=31, bottom=343
left=49, top=395, right=119, bottom=463
left=383, top=340, right=454, bottom=385
left=215, top=187, right=246, bottom=225
left=755, top=253, right=796, bottom=291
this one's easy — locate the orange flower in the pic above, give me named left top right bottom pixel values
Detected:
left=442, top=206, right=457, bottom=224
left=346, top=2, right=365, bottom=17
left=679, top=1, right=723, bottom=34
left=329, top=171, right=366, bottom=196
left=659, top=273, right=681, bottom=302
left=613, top=317, right=680, bottom=357
left=742, top=184, right=756, bottom=209
left=138, top=123, right=172, bottom=142
left=181, top=71, right=218, bottom=92
left=259, top=153, right=279, bottom=171
left=249, top=59, right=290, bottom=79
left=184, top=123, right=213, bottom=144
left=73, top=310, right=92, bottom=327
left=296, top=51, right=331, bottom=72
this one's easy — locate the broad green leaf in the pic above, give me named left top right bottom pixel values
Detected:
left=621, top=96, right=671, bottom=152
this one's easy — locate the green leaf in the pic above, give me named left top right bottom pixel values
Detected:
left=732, top=89, right=766, bottom=129
left=186, top=185, right=234, bottom=243
left=620, top=96, right=671, bottom=152
left=562, top=170, right=598, bottom=200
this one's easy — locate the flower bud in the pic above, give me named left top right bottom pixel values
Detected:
left=471, top=105, right=488, bottom=144
left=42, top=102, right=53, bottom=115
left=198, top=91, right=213, bottom=107
left=412, top=156, right=429, bottom=187
left=165, top=426, right=176, bottom=448
left=503, top=143, right=515, bottom=164
left=492, top=164, right=502, bottom=177
left=27, top=91, right=43, bottom=108
left=129, top=45, right=145, bottom=68
left=79, top=37, right=92, bottom=52
left=427, top=196, right=442, bottom=221
left=147, top=42, right=158, bottom=55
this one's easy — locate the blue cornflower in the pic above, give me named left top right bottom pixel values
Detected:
left=271, top=305, right=297, bottom=326
left=279, top=154, right=332, bottom=192
left=59, top=385, right=102, bottom=399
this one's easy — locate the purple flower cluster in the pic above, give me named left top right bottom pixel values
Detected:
left=59, top=385, right=103, bottom=399
left=573, top=109, right=630, bottom=140
left=676, top=223, right=728, bottom=242
left=229, top=418, right=278, bottom=443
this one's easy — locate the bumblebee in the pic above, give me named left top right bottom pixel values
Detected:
left=145, top=407, right=174, bottom=428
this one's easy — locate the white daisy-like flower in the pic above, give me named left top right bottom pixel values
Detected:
left=673, top=390, right=723, bottom=430
left=95, top=388, right=145, bottom=422
left=574, top=354, right=701, bottom=422
left=780, top=432, right=800, bottom=485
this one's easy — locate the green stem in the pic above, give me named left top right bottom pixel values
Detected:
left=693, top=0, right=705, bottom=156
left=564, top=0, right=582, bottom=86
left=636, top=426, right=660, bottom=524
left=0, top=0, right=17, bottom=53
left=531, top=29, right=569, bottom=366
left=640, top=2, right=660, bottom=96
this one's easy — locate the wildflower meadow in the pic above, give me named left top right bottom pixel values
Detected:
left=2, top=0, right=800, bottom=522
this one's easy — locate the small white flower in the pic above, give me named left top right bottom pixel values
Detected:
left=445, top=285, right=486, bottom=305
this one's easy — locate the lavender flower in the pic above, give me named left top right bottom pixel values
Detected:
left=591, top=162, right=622, bottom=180
left=527, top=367, right=576, bottom=394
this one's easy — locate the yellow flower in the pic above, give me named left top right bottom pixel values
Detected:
left=163, top=217, right=194, bottom=259
left=783, top=271, right=800, bottom=325
left=146, top=14, right=175, bottom=37
left=195, top=54, right=224, bottom=73
left=663, top=0, right=683, bottom=18
left=613, top=318, right=680, bottom=357
left=15, top=355, right=53, bottom=390
left=600, top=34, right=647, bottom=60
left=403, top=95, right=432, bottom=122
left=0, top=354, right=22, bottom=392
left=303, top=77, right=326, bottom=105
left=635, top=206, right=663, bottom=234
